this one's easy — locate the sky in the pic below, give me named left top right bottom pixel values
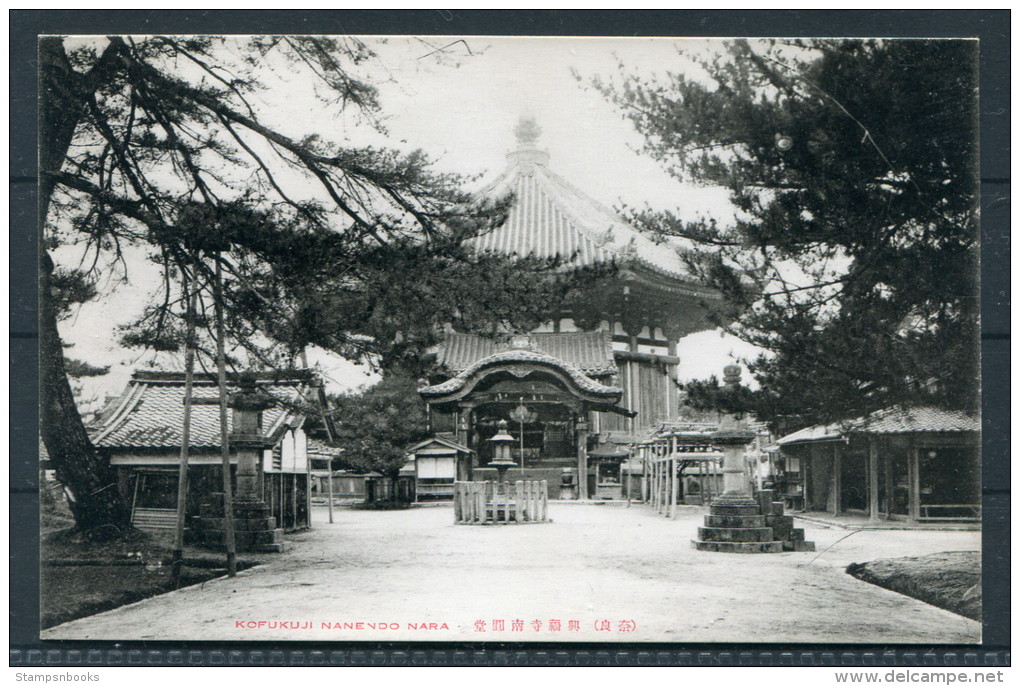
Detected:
left=58, top=35, right=765, bottom=409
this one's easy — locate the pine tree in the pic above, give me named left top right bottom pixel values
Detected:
left=595, top=39, right=979, bottom=432
left=40, top=36, right=576, bottom=536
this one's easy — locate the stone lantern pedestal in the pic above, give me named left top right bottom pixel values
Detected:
left=692, top=366, right=813, bottom=553
left=194, top=372, right=287, bottom=553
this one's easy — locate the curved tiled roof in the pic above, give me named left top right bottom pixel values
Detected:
left=420, top=346, right=621, bottom=399
left=91, top=370, right=315, bottom=451
left=469, top=127, right=703, bottom=286
left=433, top=331, right=616, bottom=377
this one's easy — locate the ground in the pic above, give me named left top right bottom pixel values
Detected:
left=42, top=503, right=981, bottom=644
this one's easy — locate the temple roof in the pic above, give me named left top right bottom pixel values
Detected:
left=470, top=117, right=701, bottom=285
left=432, top=331, right=616, bottom=378
left=420, top=348, right=621, bottom=399
left=776, top=405, right=979, bottom=445
left=90, top=369, right=320, bottom=451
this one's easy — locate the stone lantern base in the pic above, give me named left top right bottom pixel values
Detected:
left=693, top=489, right=814, bottom=553
left=192, top=494, right=287, bottom=553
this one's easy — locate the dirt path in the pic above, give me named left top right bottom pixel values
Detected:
left=43, top=504, right=981, bottom=643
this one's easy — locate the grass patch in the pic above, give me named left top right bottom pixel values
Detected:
left=846, top=551, right=981, bottom=621
left=41, top=525, right=259, bottom=629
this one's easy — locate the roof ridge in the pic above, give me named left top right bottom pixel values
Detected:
left=90, top=379, right=147, bottom=445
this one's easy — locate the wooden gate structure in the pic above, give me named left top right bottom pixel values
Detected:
left=453, top=480, right=549, bottom=524
left=636, top=432, right=723, bottom=519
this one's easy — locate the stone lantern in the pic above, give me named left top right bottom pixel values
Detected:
left=229, top=371, right=276, bottom=502
left=488, top=419, right=517, bottom=483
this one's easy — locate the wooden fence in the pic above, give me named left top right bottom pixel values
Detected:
left=453, top=480, right=549, bottom=524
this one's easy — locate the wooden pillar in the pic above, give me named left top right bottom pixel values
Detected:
left=326, top=461, right=335, bottom=524
left=577, top=415, right=589, bottom=500
left=291, top=472, right=298, bottom=529
left=465, top=407, right=475, bottom=482
left=652, top=446, right=659, bottom=512
left=909, top=442, right=921, bottom=522
left=306, top=454, right=313, bottom=529
left=669, top=436, right=678, bottom=519
left=830, top=444, right=842, bottom=515
left=868, top=438, right=880, bottom=521
left=641, top=447, right=649, bottom=503
left=667, top=338, right=678, bottom=420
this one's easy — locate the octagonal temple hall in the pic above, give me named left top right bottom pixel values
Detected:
left=417, top=118, right=728, bottom=501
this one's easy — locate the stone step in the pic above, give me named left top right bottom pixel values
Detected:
left=698, top=526, right=775, bottom=543
left=782, top=540, right=816, bottom=552
left=709, top=504, right=762, bottom=516
left=765, top=514, right=794, bottom=539
left=202, top=528, right=283, bottom=546
left=204, top=541, right=288, bottom=554
left=790, top=528, right=806, bottom=542
left=705, top=514, right=766, bottom=528
left=194, top=516, right=277, bottom=532
left=691, top=540, right=784, bottom=554
left=233, top=502, right=272, bottom=518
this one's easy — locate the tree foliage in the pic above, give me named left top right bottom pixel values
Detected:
left=40, top=35, right=579, bottom=533
left=596, top=39, right=979, bottom=431
left=329, top=374, right=429, bottom=484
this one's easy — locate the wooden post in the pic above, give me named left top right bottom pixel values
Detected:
left=909, top=443, right=921, bottom=522
left=669, top=437, right=678, bottom=520
left=305, top=452, right=312, bottom=529
left=539, top=480, right=548, bottom=522
left=291, top=472, right=298, bottom=529
left=213, top=257, right=237, bottom=576
left=326, top=460, right=335, bottom=524
left=172, top=284, right=197, bottom=588
left=625, top=460, right=631, bottom=508
left=868, top=438, right=880, bottom=521
left=832, top=443, right=843, bottom=515
left=654, top=451, right=659, bottom=513
left=642, top=447, right=649, bottom=503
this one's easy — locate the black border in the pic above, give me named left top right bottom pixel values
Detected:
left=10, top=10, right=1010, bottom=666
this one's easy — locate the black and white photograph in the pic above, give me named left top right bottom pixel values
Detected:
left=35, top=33, right=983, bottom=645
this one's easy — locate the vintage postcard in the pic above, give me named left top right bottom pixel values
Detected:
left=38, top=35, right=981, bottom=644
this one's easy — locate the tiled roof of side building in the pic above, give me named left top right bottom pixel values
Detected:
left=433, top=331, right=617, bottom=377
left=90, top=370, right=318, bottom=451
left=850, top=404, right=979, bottom=434
left=776, top=405, right=979, bottom=445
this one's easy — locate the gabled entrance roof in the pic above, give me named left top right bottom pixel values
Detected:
left=406, top=436, right=474, bottom=455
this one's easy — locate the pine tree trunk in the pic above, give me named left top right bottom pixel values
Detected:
left=39, top=37, right=132, bottom=537
left=41, top=253, right=132, bottom=537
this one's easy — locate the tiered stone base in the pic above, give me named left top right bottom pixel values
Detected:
left=692, top=490, right=814, bottom=553
left=192, top=495, right=288, bottom=553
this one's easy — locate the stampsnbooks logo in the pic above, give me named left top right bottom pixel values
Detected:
left=15, top=675, right=100, bottom=682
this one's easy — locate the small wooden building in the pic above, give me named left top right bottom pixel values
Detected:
left=405, top=436, right=474, bottom=501
left=775, top=405, right=979, bottom=523
left=90, top=369, right=330, bottom=532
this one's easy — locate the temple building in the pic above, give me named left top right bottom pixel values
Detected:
left=89, top=369, right=330, bottom=532
left=417, top=118, right=727, bottom=500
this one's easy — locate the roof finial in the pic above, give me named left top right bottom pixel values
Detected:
left=514, top=115, right=541, bottom=148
